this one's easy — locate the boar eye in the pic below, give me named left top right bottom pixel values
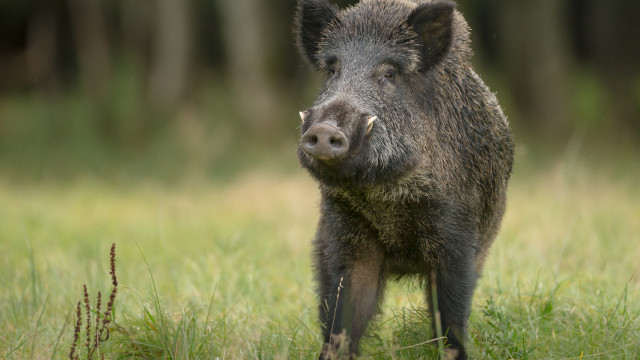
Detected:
left=325, top=57, right=339, bottom=78
left=384, top=69, right=396, bottom=81
left=326, top=65, right=339, bottom=78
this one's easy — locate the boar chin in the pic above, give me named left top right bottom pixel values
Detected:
left=298, top=146, right=420, bottom=188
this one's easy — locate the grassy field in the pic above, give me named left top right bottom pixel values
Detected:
left=1, top=153, right=639, bottom=359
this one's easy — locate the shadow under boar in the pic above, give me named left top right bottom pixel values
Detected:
left=294, top=0, right=514, bottom=358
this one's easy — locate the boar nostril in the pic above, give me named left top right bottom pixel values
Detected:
left=301, top=123, right=349, bottom=161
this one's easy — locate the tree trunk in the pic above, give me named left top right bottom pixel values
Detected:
left=25, top=11, right=58, bottom=89
left=0, top=11, right=58, bottom=90
left=587, top=0, right=640, bottom=139
left=217, top=0, right=283, bottom=133
left=67, top=0, right=110, bottom=95
left=498, top=0, right=571, bottom=138
left=147, top=0, right=192, bottom=109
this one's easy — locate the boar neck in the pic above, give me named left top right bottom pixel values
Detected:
left=319, top=168, right=442, bottom=249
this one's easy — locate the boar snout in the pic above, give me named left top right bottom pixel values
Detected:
left=301, top=123, right=349, bottom=162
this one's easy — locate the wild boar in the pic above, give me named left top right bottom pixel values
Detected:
left=294, top=1, right=514, bottom=358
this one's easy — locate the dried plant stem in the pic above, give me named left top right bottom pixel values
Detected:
left=431, top=270, right=446, bottom=360
left=329, top=276, right=344, bottom=340
left=84, top=284, right=91, bottom=356
left=69, top=301, right=82, bottom=360
left=94, top=291, right=101, bottom=355
left=69, top=243, right=118, bottom=360
left=98, top=243, right=118, bottom=343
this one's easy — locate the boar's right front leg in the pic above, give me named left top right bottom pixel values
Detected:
left=314, top=212, right=385, bottom=359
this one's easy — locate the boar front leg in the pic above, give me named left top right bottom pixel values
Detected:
left=424, top=205, right=479, bottom=360
left=315, top=222, right=385, bottom=359
left=428, top=259, right=477, bottom=360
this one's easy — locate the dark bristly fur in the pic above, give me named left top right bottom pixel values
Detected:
left=294, top=1, right=514, bottom=359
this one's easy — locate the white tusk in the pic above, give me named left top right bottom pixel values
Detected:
left=299, top=111, right=308, bottom=123
left=365, top=116, right=377, bottom=135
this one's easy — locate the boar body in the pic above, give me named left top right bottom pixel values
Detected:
left=295, top=1, right=514, bottom=358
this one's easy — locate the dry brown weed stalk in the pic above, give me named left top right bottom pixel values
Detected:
left=69, top=243, right=118, bottom=360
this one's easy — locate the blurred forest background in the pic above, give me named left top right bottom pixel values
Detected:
left=0, top=0, right=639, bottom=182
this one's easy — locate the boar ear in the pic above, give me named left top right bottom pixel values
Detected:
left=407, top=1, right=455, bottom=71
left=295, top=0, right=338, bottom=68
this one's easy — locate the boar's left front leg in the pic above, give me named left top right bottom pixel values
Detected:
left=426, top=216, right=479, bottom=360
left=315, top=218, right=384, bottom=359
left=429, top=258, right=477, bottom=360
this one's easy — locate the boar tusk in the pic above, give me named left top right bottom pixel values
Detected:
left=299, top=111, right=308, bottom=123
left=365, top=116, right=377, bottom=135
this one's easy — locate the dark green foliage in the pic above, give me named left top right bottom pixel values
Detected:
left=477, top=297, right=536, bottom=359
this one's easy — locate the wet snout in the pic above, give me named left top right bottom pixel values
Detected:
left=301, top=123, right=349, bottom=161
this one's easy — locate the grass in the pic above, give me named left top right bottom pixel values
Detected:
left=1, top=151, right=639, bottom=359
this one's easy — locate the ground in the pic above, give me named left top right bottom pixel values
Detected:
left=1, top=154, right=639, bottom=359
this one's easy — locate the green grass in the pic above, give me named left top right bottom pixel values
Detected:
left=1, top=154, right=639, bottom=359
